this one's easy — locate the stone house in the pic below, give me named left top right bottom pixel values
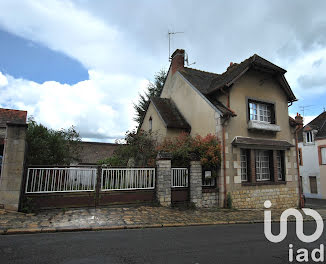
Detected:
left=297, top=111, right=326, bottom=199
left=140, top=49, right=301, bottom=209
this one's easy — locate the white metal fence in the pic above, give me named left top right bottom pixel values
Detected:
left=171, top=168, right=188, bottom=187
left=101, top=168, right=155, bottom=191
left=25, top=167, right=97, bottom=193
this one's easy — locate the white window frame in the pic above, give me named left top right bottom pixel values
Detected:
left=321, top=147, right=326, bottom=165
left=306, top=131, right=313, bottom=143
left=255, top=150, right=270, bottom=181
left=249, top=102, right=272, bottom=123
left=240, top=149, right=248, bottom=182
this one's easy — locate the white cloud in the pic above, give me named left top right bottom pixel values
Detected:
left=0, top=71, right=146, bottom=141
left=0, top=72, right=8, bottom=86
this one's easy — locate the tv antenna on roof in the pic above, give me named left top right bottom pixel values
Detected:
left=168, top=31, right=184, bottom=61
left=299, top=105, right=315, bottom=118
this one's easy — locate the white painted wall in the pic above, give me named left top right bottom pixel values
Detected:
left=299, top=140, right=322, bottom=198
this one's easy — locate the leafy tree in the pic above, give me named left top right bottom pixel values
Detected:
left=98, top=130, right=157, bottom=167
left=133, top=69, right=167, bottom=126
left=26, top=118, right=81, bottom=165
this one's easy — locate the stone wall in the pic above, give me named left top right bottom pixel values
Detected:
left=156, top=157, right=171, bottom=207
left=202, top=190, right=218, bottom=208
left=231, top=186, right=298, bottom=209
left=189, top=160, right=202, bottom=207
left=0, top=124, right=27, bottom=211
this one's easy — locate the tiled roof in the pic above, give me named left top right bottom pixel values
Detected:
left=179, top=54, right=297, bottom=103
left=151, top=97, right=191, bottom=130
left=232, top=136, right=294, bottom=149
left=0, top=108, right=27, bottom=126
left=304, top=111, right=326, bottom=139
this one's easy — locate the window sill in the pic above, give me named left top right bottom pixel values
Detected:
left=202, top=186, right=218, bottom=193
left=248, top=120, right=280, bottom=132
left=241, top=181, right=286, bottom=186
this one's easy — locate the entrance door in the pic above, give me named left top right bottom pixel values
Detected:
left=309, top=176, right=318, bottom=194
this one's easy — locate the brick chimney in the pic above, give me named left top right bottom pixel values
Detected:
left=171, top=49, right=185, bottom=75
left=295, top=113, right=303, bottom=128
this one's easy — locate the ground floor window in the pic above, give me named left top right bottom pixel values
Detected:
left=240, top=148, right=285, bottom=183
left=255, top=150, right=271, bottom=181
left=309, top=176, right=318, bottom=194
left=240, top=149, right=248, bottom=182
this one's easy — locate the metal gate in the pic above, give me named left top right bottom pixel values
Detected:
left=23, top=166, right=156, bottom=209
left=171, top=168, right=189, bottom=204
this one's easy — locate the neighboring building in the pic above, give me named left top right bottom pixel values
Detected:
left=298, top=111, right=326, bottom=199
left=141, top=49, right=301, bottom=209
left=74, top=141, right=119, bottom=165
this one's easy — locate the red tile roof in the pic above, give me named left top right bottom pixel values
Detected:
left=0, top=108, right=27, bottom=126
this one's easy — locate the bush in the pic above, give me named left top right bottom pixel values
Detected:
left=157, top=132, right=221, bottom=168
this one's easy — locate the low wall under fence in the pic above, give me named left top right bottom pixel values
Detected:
left=21, top=155, right=220, bottom=210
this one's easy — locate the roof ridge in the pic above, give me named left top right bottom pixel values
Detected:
left=183, top=67, right=220, bottom=76
left=305, top=111, right=326, bottom=128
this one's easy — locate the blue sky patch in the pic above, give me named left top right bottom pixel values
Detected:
left=0, top=30, right=89, bottom=84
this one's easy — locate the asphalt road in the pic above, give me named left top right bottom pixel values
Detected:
left=0, top=222, right=325, bottom=264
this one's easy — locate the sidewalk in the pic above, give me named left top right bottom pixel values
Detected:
left=1, top=206, right=325, bottom=235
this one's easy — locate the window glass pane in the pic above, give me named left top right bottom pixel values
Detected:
left=277, top=151, right=282, bottom=180
left=240, top=149, right=248, bottom=182
left=256, top=150, right=270, bottom=181
left=321, top=148, right=326, bottom=164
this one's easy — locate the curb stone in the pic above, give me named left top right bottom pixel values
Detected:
left=0, top=218, right=318, bottom=235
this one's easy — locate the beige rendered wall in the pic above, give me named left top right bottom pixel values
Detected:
left=224, top=69, right=299, bottom=208
left=0, top=124, right=27, bottom=211
left=161, top=71, right=218, bottom=137
left=140, top=103, right=167, bottom=142
left=317, top=138, right=326, bottom=198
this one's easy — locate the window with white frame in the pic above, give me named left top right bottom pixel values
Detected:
left=276, top=151, right=283, bottom=180
left=255, top=150, right=270, bottom=181
left=306, top=131, right=313, bottom=143
left=240, top=149, right=248, bottom=182
left=249, top=101, right=273, bottom=123
left=321, top=147, right=326, bottom=165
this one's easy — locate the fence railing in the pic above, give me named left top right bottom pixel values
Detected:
left=25, top=167, right=97, bottom=193
left=101, top=168, right=155, bottom=191
left=171, top=168, right=188, bottom=187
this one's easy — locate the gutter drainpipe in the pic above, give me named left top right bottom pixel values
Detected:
left=222, top=125, right=227, bottom=207
left=294, top=126, right=304, bottom=208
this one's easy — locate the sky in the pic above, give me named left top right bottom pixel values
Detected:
left=0, top=0, right=325, bottom=142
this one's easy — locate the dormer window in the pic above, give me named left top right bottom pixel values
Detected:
left=149, top=117, right=152, bottom=132
left=306, top=131, right=313, bottom=143
left=249, top=101, right=273, bottom=123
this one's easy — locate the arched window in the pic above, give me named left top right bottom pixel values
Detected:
left=149, top=117, right=152, bottom=132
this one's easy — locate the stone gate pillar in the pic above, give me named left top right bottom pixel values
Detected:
left=190, top=155, right=202, bottom=207
left=0, top=123, right=27, bottom=211
left=156, top=152, right=172, bottom=207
